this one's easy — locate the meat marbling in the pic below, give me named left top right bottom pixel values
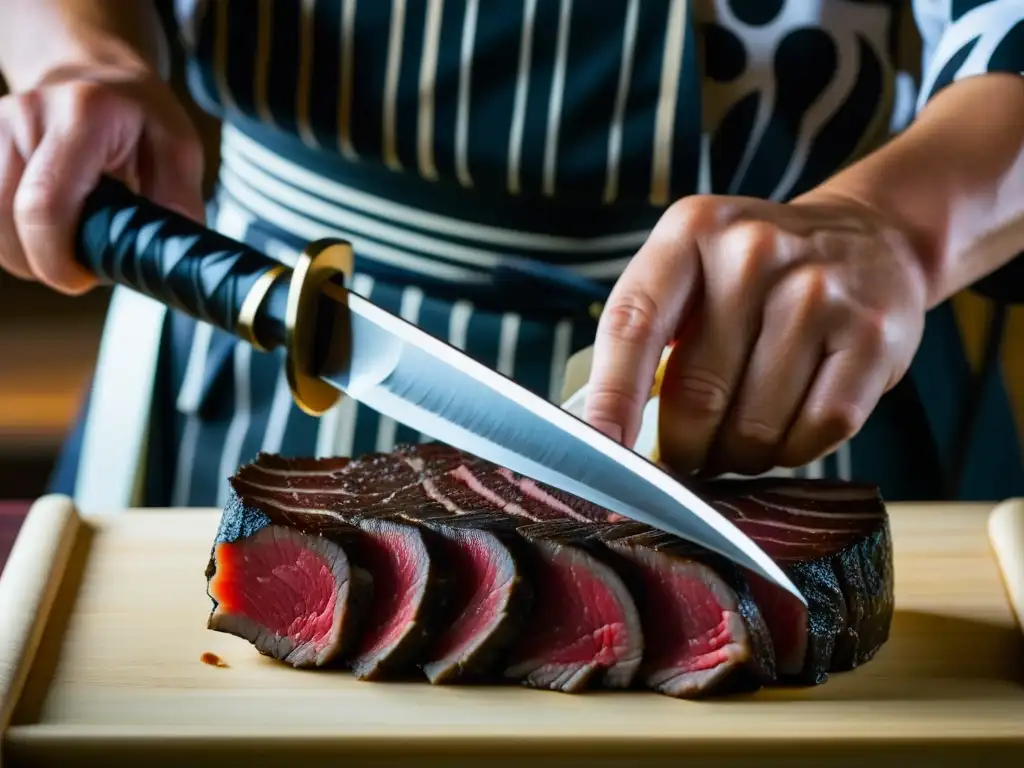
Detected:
left=204, top=443, right=894, bottom=697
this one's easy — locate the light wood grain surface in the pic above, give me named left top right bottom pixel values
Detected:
left=990, top=499, right=1024, bottom=635
left=2, top=500, right=1023, bottom=766
left=0, top=497, right=82, bottom=748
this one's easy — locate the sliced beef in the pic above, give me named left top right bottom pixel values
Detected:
left=230, top=452, right=533, bottom=685
left=596, top=523, right=775, bottom=697
left=503, top=518, right=774, bottom=698
left=417, top=512, right=533, bottom=684
left=205, top=497, right=373, bottom=668
left=212, top=470, right=450, bottom=681
left=209, top=443, right=895, bottom=699
left=345, top=516, right=450, bottom=680
left=413, top=453, right=646, bottom=692
left=401, top=442, right=893, bottom=687
left=505, top=521, right=644, bottom=691
left=703, top=478, right=894, bottom=684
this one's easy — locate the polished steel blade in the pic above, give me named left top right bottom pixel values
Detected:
left=317, top=288, right=805, bottom=604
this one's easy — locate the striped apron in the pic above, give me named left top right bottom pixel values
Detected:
left=52, top=0, right=1024, bottom=514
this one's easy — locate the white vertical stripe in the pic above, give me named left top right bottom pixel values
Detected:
left=542, top=0, right=573, bottom=198
left=454, top=0, right=479, bottom=188
left=175, top=321, right=215, bottom=414
left=375, top=286, right=425, bottom=452
left=649, top=0, right=687, bottom=206
left=171, top=322, right=214, bottom=507
left=602, top=0, right=639, bottom=204
left=213, top=0, right=237, bottom=111
left=296, top=0, right=319, bottom=148
left=315, top=404, right=344, bottom=459
left=254, top=0, right=276, bottom=126
left=382, top=0, right=407, bottom=171
left=448, top=300, right=473, bottom=350
left=217, top=343, right=254, bottom=507
left=805, top=458, right=825, bottom=479
left=548, top=319, right=573, bottom=402
left=74, top=289, right=165, bottom=515
left=837, top=441, right=852, bottom=481
left=496, top=313, right=522, bottom=377
left=418, top=0, right=444, bottom=180
left=328, top=397, right=360, bottom=458
left=171, top=419, right=203, bottom=507
left=337, top=0, right=359, bottom=159
left=507, top=0, right=537, bottom=195
left=261, top=368, right=293, bottom=453
left=315, top=274, right=375, bottom=458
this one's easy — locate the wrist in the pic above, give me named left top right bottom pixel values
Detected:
left=796, top=74, right=1024, bottom=309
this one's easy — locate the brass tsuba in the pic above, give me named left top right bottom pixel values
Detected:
left=236, top=265, right=287, bottom=353
left=285, top=239, right=355, bottom=416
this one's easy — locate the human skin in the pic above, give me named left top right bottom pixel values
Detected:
left=585, top=72, right=1024, bottom=477
left=0, top=0, right=205, bottom=295
left=1, top=3, right=1021, bottom=479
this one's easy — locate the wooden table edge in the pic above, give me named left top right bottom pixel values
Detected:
left=0, top=496, right=84, bottom=740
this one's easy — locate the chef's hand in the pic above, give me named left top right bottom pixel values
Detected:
left=585, top=192, right=929, bottom=477
left=0, top=62, right=204, bottom=295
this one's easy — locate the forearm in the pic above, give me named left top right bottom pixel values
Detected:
left=0, top=0, right=168, bottom=91
left=804, top=73, right=1024, bottom=309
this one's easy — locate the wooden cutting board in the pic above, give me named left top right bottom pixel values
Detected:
left=1, top=495, right=1023, bottom=767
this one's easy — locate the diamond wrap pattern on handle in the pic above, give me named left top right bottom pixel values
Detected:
left=75, top=176, right=289, bottom=349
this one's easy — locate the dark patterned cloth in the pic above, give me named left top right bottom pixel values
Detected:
left=51, top=0, right=1024, bottom=511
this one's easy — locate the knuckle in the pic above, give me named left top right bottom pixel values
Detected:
left=674, top=367, right=731, bottom=420
left=716, top=220, right=778, bottom=290
left=726, top=220, right=778, bottom=260
left=776, top=266, right=832, bottom=320
left=14, top=170, right=64, bottom=223
left=63, top=81, right=110, bottom=119
left=600, top=293, right=664, bottom=345
left=811, top=401, right=865, bottom=442
left=664, top=195, right=719, bottom=231
left=854, top=310, right=890, bottom=355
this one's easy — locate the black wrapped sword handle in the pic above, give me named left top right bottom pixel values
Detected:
left=75, top=176, right=353, bottom=416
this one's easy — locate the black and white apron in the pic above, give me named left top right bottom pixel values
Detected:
left=53, top=0, right=1024, bottom=514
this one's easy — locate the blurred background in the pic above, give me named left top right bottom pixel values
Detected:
left=0, top=6, right=1021, bottom=504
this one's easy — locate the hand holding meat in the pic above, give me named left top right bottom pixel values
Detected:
left=585, top=192, right=929, bottom=478
left=0, top=54, right=203, bottom=294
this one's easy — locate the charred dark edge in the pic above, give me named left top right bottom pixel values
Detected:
left=781, top=560, right=847, bottom=686
left=418, top=520, right=536, bottom=684
left=347, top=517, right=453, bottom=682
left=827, top=518, right=895, bottom=671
